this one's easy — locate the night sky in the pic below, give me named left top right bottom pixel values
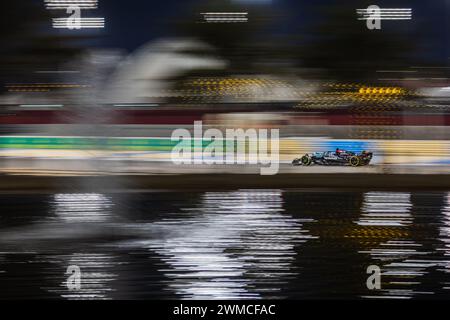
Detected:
left=39, top=0, right=449, bottom=64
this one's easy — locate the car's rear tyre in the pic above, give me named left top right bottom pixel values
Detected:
left=349, top=156, right=361, bottom=167
left=301, top=155, right=312, bottom=166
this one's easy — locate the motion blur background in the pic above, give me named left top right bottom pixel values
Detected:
left=0, top=0, right=448, bottom=173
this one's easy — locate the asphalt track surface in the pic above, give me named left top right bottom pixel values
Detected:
left=0, top=157, right=448, bottom=174
left=0, top=157, right=448, bottom=192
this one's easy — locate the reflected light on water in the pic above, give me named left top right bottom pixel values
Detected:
left=438, top=192, right=450, bottom=290
left=358, top=192, right=433, bottom=299
left=2, top=190, right=450, bottom=299
left=48, top=193, right=117, bottom=299
left=357, top=192, right=413, bottom=227
left=145, top=190, right=315, bottom=299
left=44, top=252, right=119, bottom=300
left=52, top=193, right=113, bottom=223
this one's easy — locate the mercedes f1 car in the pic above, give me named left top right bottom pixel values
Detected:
left=292, top=148, right=373, bottom=166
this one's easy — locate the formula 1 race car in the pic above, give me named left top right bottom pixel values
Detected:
left=292, top=148, right=373, bottom=167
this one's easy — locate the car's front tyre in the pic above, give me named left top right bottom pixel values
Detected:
left=301, top=155, right=313, bottom=166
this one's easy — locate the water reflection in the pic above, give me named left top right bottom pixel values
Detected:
left=47, top=193, right=117, bottom=299
left=2, top=190, right=450, bottom=299
left=43, top=252, right=119, bottom=300
left=358, top=192, right=434, bottom=299
left=358, top=192, right=413, bottom=227
left=143, top=190, right=315, bottom=299
left=51, top=193, right=113, bottom=223
left=438, top=192, right=450, bottom=290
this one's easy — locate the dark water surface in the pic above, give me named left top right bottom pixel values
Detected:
left=0, top=190, right=449, bottom=299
